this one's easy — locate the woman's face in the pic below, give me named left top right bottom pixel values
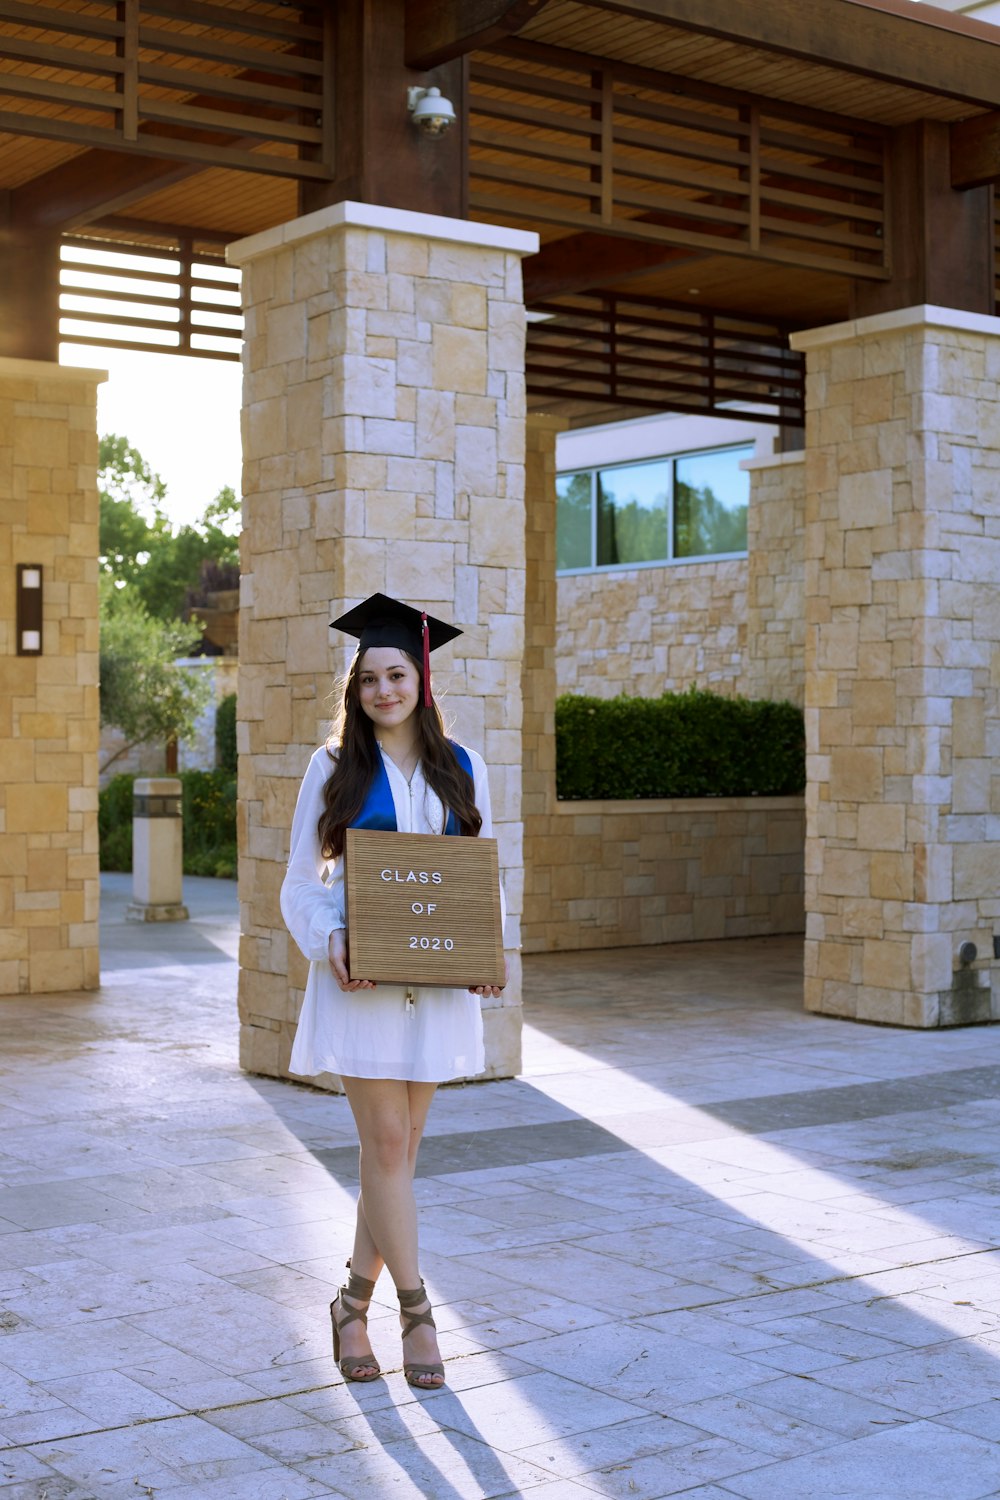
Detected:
left=356, top=647, right=421, bottom=731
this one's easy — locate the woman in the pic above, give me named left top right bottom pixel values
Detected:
left=280, top=592, right=505, bottom=1391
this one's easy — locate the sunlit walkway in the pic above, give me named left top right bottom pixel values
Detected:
left=2, top=879, right=1000, bottom=1498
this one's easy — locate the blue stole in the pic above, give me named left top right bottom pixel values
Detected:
left=351, top=741, right=474, bottom=836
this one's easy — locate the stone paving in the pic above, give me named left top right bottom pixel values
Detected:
left=3, top=876, right=1000, bottom=1498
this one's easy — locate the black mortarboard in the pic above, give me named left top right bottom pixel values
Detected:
left=330, top=592, right=462, bottom=706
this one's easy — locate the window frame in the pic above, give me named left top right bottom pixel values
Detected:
left=555, top=441, right=752, bottom=577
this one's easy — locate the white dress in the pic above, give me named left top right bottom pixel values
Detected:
left=281, top=742, right=502, bottom=1083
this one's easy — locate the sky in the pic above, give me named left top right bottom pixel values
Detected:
left=62, top=343, right=244, bottom=529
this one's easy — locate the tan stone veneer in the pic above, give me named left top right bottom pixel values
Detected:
left=743, top=450, right=806, bottom=709
left=227, top=203, right=537, bottom=1087
left=556, top=559, right=747, bottom=699
left=794, top=306, right=1000, bottom=1026
left=0, top=358, right=104, bottom=994
left=522, top=796, right=805, bottom=952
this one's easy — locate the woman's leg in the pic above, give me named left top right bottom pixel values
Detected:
left=341, top=1077, right=442, bottom=1384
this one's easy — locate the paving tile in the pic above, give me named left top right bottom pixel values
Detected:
left=744, top=1374, right=910, bottom=1436
left=512, top=1412, right=711, bottom=1477
left=756, top=1312, right=909, bottom=1365
left=507, top=1323, right=777, bottom=1410
left=298, top=1426, right=561, bottom=1498
left=668, top=1392, right=845, bottom=1460
left=32, top=1412, right=274, bottom=1495
left=35, top=1370, right=188, bottom=1427
left=450, top=1243, right=691, bottom=1320
left=127, top=1285, right=329, bottom=1374
left=0, top=1450, right=60, bottom=1486
left=735, top=1341, right=846, bottom=1376
left=118, top=1347, right=263, bottom=1411
left=935, top=1399, right=1000, bottom=1441
left=517, top=1482, right=623, bottom=1499
left=808, top=1339, right=1000, bottom=1418
left=0, top=1366, right=67, bottom=1422
left=808, top=1294, right=998, bottom=1350
left=0, top=1320, right=172, bottom=1382
left=435, top=1291, right=610, bottom=1338
left=428, top=1370, right=643, bottom=1450
left=561, top=1435, right=772, bottom=1499
left=0, top=1477, right=97, bottom=1500
left=721, top=1418, right=1000, bottom=1500
left=155, top=1467, right=335, bottom=1500
left=0, top=1406, right=102, bottom=1447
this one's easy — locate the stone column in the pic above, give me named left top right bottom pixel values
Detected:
left=792, top=306, right=1000, bottom=1026
left=228, top=202, right=537, bottom=1086
left=521, top=415, right=565, bottom=953
left=0, top=358, right=103, bottom=994
left=742, top=450, right=806, bottom=708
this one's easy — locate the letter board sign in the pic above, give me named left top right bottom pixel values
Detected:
left=344, top=828, right=505, bottom=987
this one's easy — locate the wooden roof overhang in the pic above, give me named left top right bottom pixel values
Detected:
left=2, top=0, right=999, bottom=422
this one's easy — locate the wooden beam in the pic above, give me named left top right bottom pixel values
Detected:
left=590, top=0, right=1000, bottom=111
left=524, top=232, right=700, bottom=300
left=851, top=120, right=993, bottom=319
left=405, top=0, right=549, bottom=69
left=302, top=0, right=467, bottom=218
left=11, top=151, right=201, bottom=232
left=952, top=112, right=1000, bottom=190
left=0, top=207, right=61, bottom=360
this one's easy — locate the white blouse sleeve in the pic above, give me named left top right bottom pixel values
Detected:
left=467, top=747, right=507, bottom=937
left=280, top=748, right=346, bottom=964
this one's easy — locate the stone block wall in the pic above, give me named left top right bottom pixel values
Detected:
left=0, top=358, right=103, bottom=994
left=522, top=796, right=805, bottom=952
left=556, top=559, right=747, bottom=698
left=228, top=202, right=536, bottom=1087
left=743, top=451, right=806, bottom=708
left=794, top=307, right=1000, bottom=1026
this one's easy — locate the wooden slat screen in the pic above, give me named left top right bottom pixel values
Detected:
left=471, top=39, right=890, bottom=282
left=59, top=235, right=242, bottom=361
left=0, top=0, right=329, bottom=178
left=526, top=293, right=805, bottom=425
left=995, top=188, right=1000, bottom=316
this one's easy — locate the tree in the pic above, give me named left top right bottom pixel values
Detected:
left=99, top=434, right=170, bottom=594
left=99, top=580, right=211, bottom=774
left=98, top=434, right=240, bottom=621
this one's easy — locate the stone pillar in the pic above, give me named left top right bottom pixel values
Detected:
left=0, top=358, right=103, bottom=994
left=228, top=202, right=537, bottom=1086
left=742, top=450, right=806, bottom=708
left=792, top=306, right=1000, bottom=1026
left=127, top=778, right=188, bottom=922
left=521, top=416, right=565, bottom=952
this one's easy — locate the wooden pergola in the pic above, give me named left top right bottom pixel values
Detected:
left=3, top=0, right=999, bottom=428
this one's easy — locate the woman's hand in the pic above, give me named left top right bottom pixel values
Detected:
left=469, top=958, right=508, bottom=1000
left=328, top=929, right=377, bottom=993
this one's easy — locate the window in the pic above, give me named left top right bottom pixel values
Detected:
left=556, top=444, right=752, bottom=574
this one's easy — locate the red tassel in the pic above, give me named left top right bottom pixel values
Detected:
left=421, top=610, right=431, bottom=707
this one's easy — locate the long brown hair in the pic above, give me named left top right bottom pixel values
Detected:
left=317, top=649, right=482, bottom=860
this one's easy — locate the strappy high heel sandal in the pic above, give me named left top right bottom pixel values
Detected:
left=330, top=1260, right=381, bottom=1383
left=397, top=1280, right=445, bottom=1390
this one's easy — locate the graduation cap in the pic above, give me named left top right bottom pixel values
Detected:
left=331, top=592, right=462, bottom=707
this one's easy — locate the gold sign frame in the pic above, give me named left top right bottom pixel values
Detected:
left=344, top=829, right=505, bottom=987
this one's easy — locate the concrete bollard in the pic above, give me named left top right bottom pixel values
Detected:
left=126, top=777, right=189, bottom=923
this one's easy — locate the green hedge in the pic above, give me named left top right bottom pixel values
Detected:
left=99, top=768, right=238, bottom=878
left=555, top=689, right=805, bottom=801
